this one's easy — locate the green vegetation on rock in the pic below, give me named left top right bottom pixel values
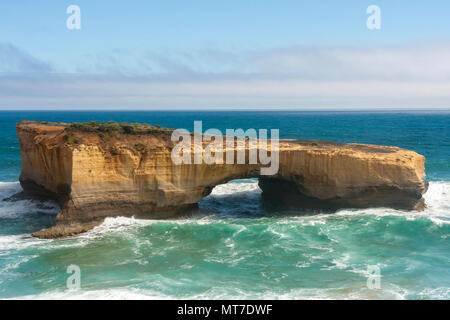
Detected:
left=69, top=121, right=174, bottom=135
left=65, top=133, right=80, bottom=145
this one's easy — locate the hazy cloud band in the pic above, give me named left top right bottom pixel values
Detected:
left=1, top=42, right=449, bottom=109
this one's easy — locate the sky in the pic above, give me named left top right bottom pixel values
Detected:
left=0, top=0, right=450, bottom=110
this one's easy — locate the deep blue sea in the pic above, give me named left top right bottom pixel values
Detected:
left=0, top=111, right=449, bottom=299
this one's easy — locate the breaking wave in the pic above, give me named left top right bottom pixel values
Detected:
left=1, top=179, right=449, bottom=300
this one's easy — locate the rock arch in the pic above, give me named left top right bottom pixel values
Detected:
left=15, top=121, right=428, bottom=238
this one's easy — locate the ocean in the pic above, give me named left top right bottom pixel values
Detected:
left=0, top=110, right=449, bottom=299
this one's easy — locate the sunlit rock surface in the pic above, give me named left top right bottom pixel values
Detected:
left=16, top=121, right=428, bottom=238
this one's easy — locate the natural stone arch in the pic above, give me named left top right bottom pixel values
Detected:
left=15, top=121, right=428, bottom=238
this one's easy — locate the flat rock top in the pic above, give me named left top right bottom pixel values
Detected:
left=17, top=120, right=68, bottom=134
left=16, top=120, right=419, bottom=160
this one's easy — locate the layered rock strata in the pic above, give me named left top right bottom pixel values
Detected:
left=14, top=121, right=428, bottom=238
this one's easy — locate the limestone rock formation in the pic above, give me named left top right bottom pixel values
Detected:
left=15, top=121, right=428, bottom=238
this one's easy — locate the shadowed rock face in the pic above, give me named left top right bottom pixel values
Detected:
left=15, top=121, right=428, bottom=238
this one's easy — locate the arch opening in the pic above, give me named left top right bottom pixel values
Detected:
left=197, top=176, right=346, bottom=219
left=198, top=178, right=263, bottom=218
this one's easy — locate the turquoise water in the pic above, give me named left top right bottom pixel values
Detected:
left=0, top=111, right=449, bottom=299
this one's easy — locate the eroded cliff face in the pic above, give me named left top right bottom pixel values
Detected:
left=15, top=121, right=428, bottom=238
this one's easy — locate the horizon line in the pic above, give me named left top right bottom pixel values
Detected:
left=0, top=107, right=449, bottom=112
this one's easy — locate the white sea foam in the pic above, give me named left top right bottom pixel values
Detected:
left=0, top=181, right=22, bottom=196
left=1, top=180, right=448, bottom=242
left=0, top=199, right=59, bottom=219
left=330, top=253, right=351, bottom=270
left=9, top=288, right=173, bottom=300
left=0, top=182, right=59, bottom=219
left=1, top=180, right=449, bottom=300
left=0, top=234, right=41, bottom=251
left=9, top=283, right=432, bottom=300
left=2, top=255, right=38, bottom=273
left=206, top=180, right=450, bottom=227
left=51, top=180, right=450, bottom=240
left=208, top=180, right=261, bottom=196
left=328, top=181, right=450, bottom=226
left=416, top=287, right=450, bottom=300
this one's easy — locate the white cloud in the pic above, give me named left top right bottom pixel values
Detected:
left=0, top=42, right=450, bottom=109
left=253, top=44, right=450, bottom=81
left=0, top=44, right=52, bottom=74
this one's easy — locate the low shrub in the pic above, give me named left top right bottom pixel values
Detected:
left=69, top=121, right=173, bottom=135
